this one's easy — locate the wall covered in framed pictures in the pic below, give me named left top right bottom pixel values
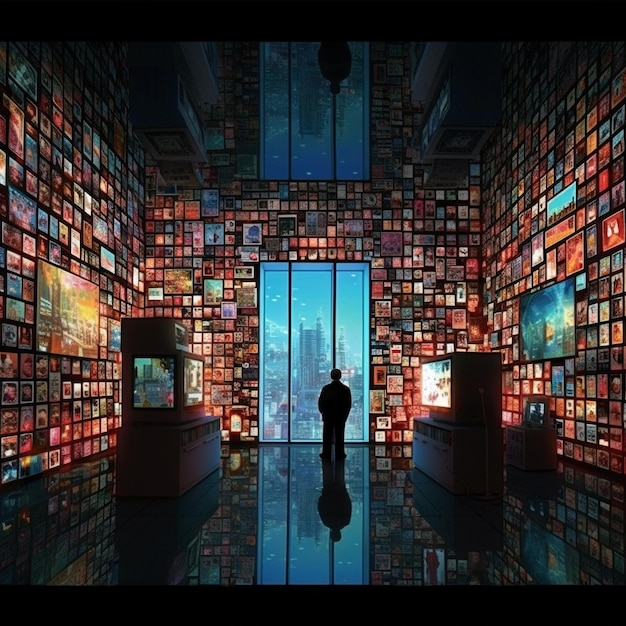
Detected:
left=482, top=41, right=626, bottom=485
left=1, top=40, right=625, bottom=524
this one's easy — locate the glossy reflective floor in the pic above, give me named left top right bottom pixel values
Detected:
left=0, top=444, right=624, bottom=585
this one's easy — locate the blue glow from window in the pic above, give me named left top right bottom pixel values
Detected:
left=259, top=262, right=370, bottom=443
left=260, top=42, right=370, bottom=180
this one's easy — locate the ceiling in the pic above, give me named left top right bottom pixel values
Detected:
left=128, top=42, right=503, bottom=189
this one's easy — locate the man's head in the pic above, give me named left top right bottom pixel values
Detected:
left=330, top=368, right=342, bottom=380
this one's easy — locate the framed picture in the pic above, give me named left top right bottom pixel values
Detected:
left=305, top=211, right=326, bottom=236
left=278, top=215, right=297, bottom=237
left=203, top=279, right=223, bottom=305
left=370, top=389, right=385, bottom=414
left=531, top=232, right=544, bottom=267
left=200, top=189, right=220, bottom=217
left=386, top=375, right=403, bottom=394
left=100, top=245, right=115, bottom=273
left=147, top=286, right=163, bottom=301
left=236, top=287, right=257, bottom=308
left=107, top=318, right=121, bottom=352
left=234, top=266, right=254, bottom=280
left=164, top=269, right=193, bottom=295
left=240, top=246, right=259, bottom=262
left=20, top=381, right=34, bottom=403
left=376, top=415, right=391, bottom=429
left=221, top=301, right=237, bottom=319
left=243, top=223, right=262, bottom=245
left=565, top=231, right=585, bottom=276
left=380, top=232, right=402, bottom=256
left=0, top=352, right=18, bottom=378
left=373, top=365, right=387, bottom=386
left=204, top=223, right=224, bottom=245
left=451, top=308, right=467, bottom=329
left=8, top=186, right=37, bottom=233
left=423, top=548, right=445, bottom=585
left=602, top=209, right=625, bottom=253
left=36, top=261, right=99, bottom=359
left=547, top=181, right=576, bottom=225
left=1, top=381, right=18, bottom=405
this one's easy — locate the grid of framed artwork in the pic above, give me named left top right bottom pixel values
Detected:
left=1, top=40, right=625, bottom=487
left=0, top=41, right=139, bottom=483
left=483, top=41, right=626, bottom=476
left=138, top=41, right=489, bottom=445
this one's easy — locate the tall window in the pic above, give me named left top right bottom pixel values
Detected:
left=259, top=262, right=369, bottom=442
left=260, top=42, right=370, bottom=180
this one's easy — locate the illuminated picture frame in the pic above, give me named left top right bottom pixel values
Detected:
left=221, top=302, right=237, bottom=319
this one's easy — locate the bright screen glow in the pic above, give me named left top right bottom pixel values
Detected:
left=133, top=356, right=175, bottom=409
left=36, top=260, right=100, bottom=358
left=184, top=357, right=204, bottom=408
left=519, top=278, right=576, bottom=361
left=420, top=358, right=452, bottom=409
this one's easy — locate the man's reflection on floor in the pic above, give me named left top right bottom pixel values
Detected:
left=317, top=458, right=352, bottom=543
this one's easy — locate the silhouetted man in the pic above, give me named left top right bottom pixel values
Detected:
left=318, top=368, right=352, bottom=460
left=317, top=458, right=352, bottom=542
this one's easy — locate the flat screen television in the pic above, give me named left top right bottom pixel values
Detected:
left=420, top=352, right=502, bottom=426
left=36, top=259, right=100, bottom=359
left=183, top=355, right=204, bottom=408
left=519, top=278, right=576, bottom=362
left=133, top=356, right=176, bottom=409
left=522, top=394, right=552, bottom=429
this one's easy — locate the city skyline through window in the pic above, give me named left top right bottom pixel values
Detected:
left=259, top=262, right=370, bottom=442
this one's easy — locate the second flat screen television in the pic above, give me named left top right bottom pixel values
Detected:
left=519, top=278, right=576, bottom=362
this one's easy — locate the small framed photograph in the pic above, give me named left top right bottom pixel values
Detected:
left=565, top=231, right=584, bottom=276
left=1, top=381, right=18, bottom=405
left=8, top=185, right=37, bottom=234
left=100, top=246, right=115, bottom=273
left=451, top=308, right=467, bottom=329
left=234, top=266, right=254, bottom=280
left=0, top=352, right=18, bottom=378
left=35, top=404, right=48, bottom=428
left=243, top=223, right=262, bottom=245
left=221, top=302, right=237, bottom=319
left=236, top=286, right=257, bottom=308
left=370, top=389, right=385, bottom=414
left=203, top=279, right=223, bottom=305
left=164, top=269, right=193, bottom=295
left=204, top=223, right=224, bottom=245
left=602, top=209, right=625, bottom=253
left=108, top=318, right=121, bottom=352
left=200, top=189, right=220, bottom=217
left=147, top=286, right=163, bottom=301
left=20, top=381, right=34, bottom=403
left=380, top=232, right=402, bottom=256
left=376, top=415, right=391, bottom=429
left=423, top=548, right=445, bottom=585
left=2, top=323, right=18, bottom=348
left=240, top=246, right=259, bottom=262
left=278, top=215, right=297, bottom=237
left=386, top=375, right=403, bottom=394
left=373, top=365, right=386, bottom=386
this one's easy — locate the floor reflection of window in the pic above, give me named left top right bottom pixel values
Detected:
left=257, top=445, right=369, bottom=585
left=260, top=262, right=369, bottom=442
